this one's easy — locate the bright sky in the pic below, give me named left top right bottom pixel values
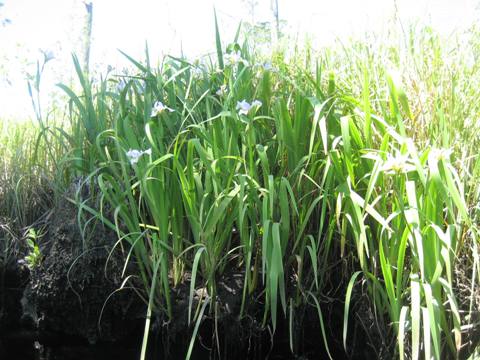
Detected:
left=1, top=0, right=479, bottom=120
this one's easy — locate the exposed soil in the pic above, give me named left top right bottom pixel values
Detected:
left=20, top=183, right=146, bottom=345
left=0, top=247, right=30, bottom=333
left=0, top=184, right=380, bottom=359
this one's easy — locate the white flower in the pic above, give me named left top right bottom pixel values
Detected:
left=428, top=147, right=452, bottom=163
left=116, top=79, right=127, bottom=92
left=225, top=51, right=241, bottom=65
left=381, top=151, right=416, bottom=174
left=192, top=67, right=203, bottom=77
left=236, top=100, right=251, bottom=115
left=251, top=100, right=262, bottom=107
left=216, top=85, right=228, bottom=97
left=262, top=62, right=273, bottom=71
left=151, top=101, right=174, bottom=117
left=126, top=149, right=142, bottom=165
left=42, top=49, right=55, bottom=62
left=255, top=62, right=276, bottom=76
left=236, top=99, right=262, bottom=116
left=256, top=62, right=273, bottom=71
left=126, top=148, right=151, bottom=165
left=225, top=50, right=248, bottom=66
left=465, top=117, right=474, bottom=128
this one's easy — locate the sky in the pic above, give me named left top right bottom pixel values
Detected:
left=1, top=0, right=479, bottom=120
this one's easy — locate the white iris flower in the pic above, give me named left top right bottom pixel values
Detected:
left=151, top=101, right=174, bottom=117
left=236, top=99, right=262, bottom=116
left=381, top=151, right=415, bottom=174
left=428, top=147, right=452, bottom=163
left=216, top=85, right=228, bottom=97
left=225, top=50, right=248, bottom=66
left=126, top=148, right=152, bottom=165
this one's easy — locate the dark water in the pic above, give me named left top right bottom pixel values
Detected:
left=0, top=334, right=233, bottom=360
left=0, top=303, right=352, bottom=360
left=1, top=341, right=139, bottom=360
left=0, top=336, right=293, bottom=360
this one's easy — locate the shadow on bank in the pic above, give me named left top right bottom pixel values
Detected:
left=0, top=186, right=381, bottom=360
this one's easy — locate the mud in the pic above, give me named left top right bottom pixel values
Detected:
left=0, top=184, right=379, bottom=359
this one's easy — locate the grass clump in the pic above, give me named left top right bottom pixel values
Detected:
left=1, top=21, right=479, bottom=360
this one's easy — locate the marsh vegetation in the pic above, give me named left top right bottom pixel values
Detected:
left=1, top=17, right=479, bottom=360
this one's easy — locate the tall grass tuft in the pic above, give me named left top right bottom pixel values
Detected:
left=2, top=20, right=479, bottom=359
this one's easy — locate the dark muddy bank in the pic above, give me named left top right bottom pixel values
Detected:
left=0, top=190, right=380, bottom=359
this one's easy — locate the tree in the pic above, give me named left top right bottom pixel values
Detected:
left=82, top=1, right=93, bottom=74
left=241, top=0, right=285, bottom=51
left=270, top=0, right=279, bottom=44
left=242, top=0, right=258, bottom=25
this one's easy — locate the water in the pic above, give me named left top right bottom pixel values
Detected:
left=2, top=339, right=139, bottom=360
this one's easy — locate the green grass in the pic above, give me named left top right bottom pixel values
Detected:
left=1, top=21, right=479, bottom=359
